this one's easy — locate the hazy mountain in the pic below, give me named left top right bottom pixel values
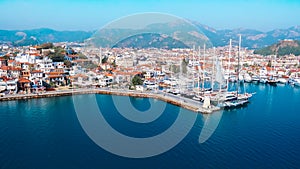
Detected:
left=1, top=24, right=300, bottom=49
left=112, top=33, right=189, bottom=49
left=0, top=28, right=93, bottom=46
left=254, top=40, right=300, bottom=56
left=193, top=22, right=300, bottom=49
left=88, top=20, right=212, bottom=49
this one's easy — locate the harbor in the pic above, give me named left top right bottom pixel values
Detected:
left=1, top=36, right=300, bottom=113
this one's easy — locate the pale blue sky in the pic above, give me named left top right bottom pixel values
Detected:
left=0, top=0, right=299, bottom=31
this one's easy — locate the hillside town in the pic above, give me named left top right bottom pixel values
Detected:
left=0, top=40, right=300, bottom=99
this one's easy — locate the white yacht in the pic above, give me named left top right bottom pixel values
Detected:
left=294, top=78, right=300, bottom=87
left=244, top=73, right=252, bottom=83
left=277, top=78, right=287, bottom=84
left=6, top=80, right=17, bottom=92
left=251, top=75, right=260, bottom=82
left=0, top=81, right=7, bottom=92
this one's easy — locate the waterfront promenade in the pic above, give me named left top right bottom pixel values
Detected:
left=0, top=88, right=220, bottom=114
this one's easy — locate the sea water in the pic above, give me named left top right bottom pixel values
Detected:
left=0, top=83, right=300, bottom=168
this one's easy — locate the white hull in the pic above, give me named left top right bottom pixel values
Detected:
left=260, top=79, right=268, bottom=83
left=0, top=82, right=7, bottom=92
left=6, top=86, right=16, bottom=90
left=277, top=78, right=287, bottom=84
left=294, top=82, right=300, bottom=87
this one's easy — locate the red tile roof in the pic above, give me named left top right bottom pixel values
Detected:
left=18, top=78, right=31, bottom=83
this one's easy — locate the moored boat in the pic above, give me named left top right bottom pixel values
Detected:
left=293, top=78, right=300, bottom=87
left=0, top=81, right=7, bottom=92
left=222, top=98, right=249, bottom=108
left=244, top=73, right=252, bottom=83
left=267, top=76, right=277, bottom=86
left=251, top=75, right=260, bottom=83
left=277, top=78, right=288, bottom=84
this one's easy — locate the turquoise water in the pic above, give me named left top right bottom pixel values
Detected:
left=0, top=83, right=300, bottom=168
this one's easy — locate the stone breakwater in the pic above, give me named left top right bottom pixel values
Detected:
left=0, top=89, right=220, bottom=114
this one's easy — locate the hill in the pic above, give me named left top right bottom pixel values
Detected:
left=88, top=19, right=212, bottom=49
left=192, top=23, right=300, bottom=49
left=112, top=33, right=189, bottom=49
left=0, top=28, right=93, bottom=46
left=253, top=40, right=300, bottom=56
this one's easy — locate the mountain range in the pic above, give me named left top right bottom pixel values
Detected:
left=193, top=22, right=300, bottom=49
left=0, top=28, right=93, bottom=46
left=1, top=23, right=300, bottom=49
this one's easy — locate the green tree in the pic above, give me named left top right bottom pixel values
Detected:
left=112, top=60, right=117, bottom=68
left=243, top=63, right=249, bottom=67
left=64, top=60, right=72, bottom=68
left=101, top=56, right=108, bottom=64
left=131, top=75, right=143, bottom=86
left=48, top=46, right=65, bottom=62
left=3, top=55, right=10, bottom=60
left=170, top=65, right=180, bottom=73
left=78, top=53, right=87, bottom=59
left=38, top=43, right=53, bottom=49
left=86, top=63, right=98, bottom=69
left=267, top=60, right=272, bottom=67
left=181, top=58, right=188, bottom=74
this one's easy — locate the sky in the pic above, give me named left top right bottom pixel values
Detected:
left=0, top=0, right=300, bottom=31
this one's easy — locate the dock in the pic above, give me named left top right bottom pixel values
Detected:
left=0, top=88, right=221, bottom=114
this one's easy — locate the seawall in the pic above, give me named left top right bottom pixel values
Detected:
left=0, top=89, right=220, bottom=114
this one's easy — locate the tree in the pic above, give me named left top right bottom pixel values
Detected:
left=181, top=58, right=188, bottom=74
left=64, top=60, right=72, bottom=68
left=131, top=75, right=143, bottom=86
left=38, top=43, right=53, bottom=49
left=78, top=53, right=87, bottom=59
left=48, top=46, right=65, bottom=62
left=243, top=63, right=249, bottom=67
left=3, top=55, right=10, bottom=60
left=101, top=56, right=108, bottom=64
left=85, top=63, right=98, bottom=69
left=170, top=65, right=180, bottom=73
left=112, top=60, right=117, bottom=68
left=267, top=60, right=272, bottom=67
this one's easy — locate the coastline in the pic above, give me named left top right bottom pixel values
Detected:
left=0, top=88, right=220, bottom=114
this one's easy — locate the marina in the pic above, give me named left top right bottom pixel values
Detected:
left=1, top=36, right=300, bottom=114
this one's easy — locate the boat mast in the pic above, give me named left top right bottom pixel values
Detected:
left=202, top=44, right=206, bottom=92
left=192, top=45, right=195, bottom=89
left=198, top=46, right=201, bottom=93
left=211, top=47, right=216, bottom=91
left=227, top=39, right=232, bottom=91
left=242, top=47, right=247, bottom=94
left=237, top=35, right=241, bottom=97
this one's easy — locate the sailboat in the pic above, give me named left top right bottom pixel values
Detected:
left=267, top=56, right=277, bottom=86
left=221, top=35, right=253, bottom=108
left=208, top=41, right=238, bottom=103
left=192, top=45, right=202, bottom=101
left=192, top=44, right=211, bottom=101
left=193, top=47, right=203, bottom=101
